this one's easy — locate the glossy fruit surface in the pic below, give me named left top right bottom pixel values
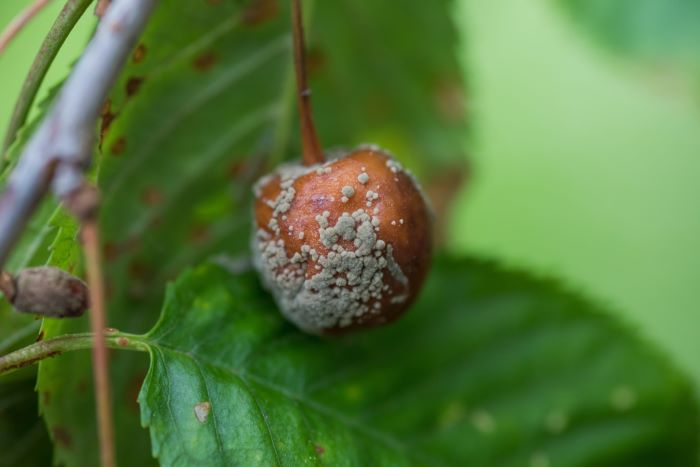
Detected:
left=252, top=146, right=432, bottom=334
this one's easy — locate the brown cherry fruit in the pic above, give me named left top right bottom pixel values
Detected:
left=0, top=267, right=88, bottom=318
left=252, top=145, right=432, bottom=335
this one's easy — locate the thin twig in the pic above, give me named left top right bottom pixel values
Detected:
left=291, top=0, right=324, bottom=166
left=64, top=182, right=114, bottom=466
left=95, top=0, right=110, bottom=17
left=82, top=219, right=114, bottom=467
left=0, top=1, right=156, bottom=465
left=2, top=0, right=94, bottom=158
left=0, top=0, right=53, bottom=56
left=0, top=331, right=146, bottom=376
left=0, top=0, right=156, bottom=267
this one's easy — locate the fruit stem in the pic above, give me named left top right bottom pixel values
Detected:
left=292, top=0, right=324, bottom=166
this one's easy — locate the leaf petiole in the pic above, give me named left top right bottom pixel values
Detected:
left=0, top=330, right=147, bottom=376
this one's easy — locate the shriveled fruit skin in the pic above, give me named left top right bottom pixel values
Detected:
left=252, top=146, right=432, bottom=335
left=12, top=267, right=88, bottom=318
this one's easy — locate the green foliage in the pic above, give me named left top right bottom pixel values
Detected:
left=0, top=373, right=52, bottom=467
left=31, top=0, right=468, bottom=465
left=0, top=85, right=75, bottom=358
left=137, top=257, right=698, bottom=466
left=0, top=0, right=696, bottom=466
left=310, top=0, right=466, bottom=176
left=555, top=0, right=700, bottom=75
left=38, top=0, right=291, bottom=462
left=0, top=86, right=78, bottom=467
left=453, top=0, right=700, bottom=392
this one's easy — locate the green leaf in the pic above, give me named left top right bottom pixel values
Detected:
left=0, top=68, right=90, bottom=467
left=0, top=84, right=75, bottom=359
left=37, top=0, right=290, bottom=463
left=0, top=372, right=52, bottom=467
left=137, top=257, right=698, bottom=466
left=555, top=0, right=700, bottom=74
left=35, top=0, right=468, bottom=464
left=310, top=0, right=467, bottom=177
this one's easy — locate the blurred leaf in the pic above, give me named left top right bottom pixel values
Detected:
left=32, top=0, right=468, bottom=465
left=453, top=0, right=700, bottom=392
left=556, top=0, right=700, bottom=74
left=0, top=373, right=52, bottom=467
left=138, top=257, right=698, bottom=466
left=0, top=84, right=72, bottom=359
left=0, top=78, right=96, bottom=467
left=36, top=0, right=290, bottom=460
left=37, top=1, right=290, bottom=463
left=311, top=0, right=467, bottom=178
left=0, top=78, right=91, bottom=467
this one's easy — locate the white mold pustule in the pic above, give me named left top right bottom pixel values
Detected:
left=252, top=146, right=432, bottom=335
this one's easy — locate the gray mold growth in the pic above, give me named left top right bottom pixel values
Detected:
left=386, top=158, right=403, bottom=174
left=252, top=149, right=421, bottom=334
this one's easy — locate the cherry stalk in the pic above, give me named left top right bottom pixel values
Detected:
left=292, top=0, right=324, bottom=166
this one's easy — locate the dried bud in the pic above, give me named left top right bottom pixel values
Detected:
left=9, top=267, right=88, bottom=318
left=252, top=146, right=432, bottom=335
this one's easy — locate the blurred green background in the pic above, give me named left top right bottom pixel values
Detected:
left=0, top=0, right=698, bottom=396
left=448, top=0, right=700, bottom=392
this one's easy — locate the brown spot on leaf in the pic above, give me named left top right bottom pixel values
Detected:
left=100, top=99, right=117, bottom=146
left=128, top=282, right=148, bottom=300
left=194, top=401, right=212, bottom=423
left=206, top=0, right=222, bottom=4
left=188, top=224, right=210, bottom=244
left=104, top=279, right=114, bottom=301
left=110, top=137, right=126, bottom=156
left=150, top=215, right=164, bottom=229
left=307, top=47, right=326, bottom=76
left=126, top=372, right=146, bottom=413
left=193, top=52, right=218, bottom=72
left=42, top=391, right=51, bottom=406
left=51, top=426, right=72, bottom=448
left=127, top=259, right=153, bottom=292
left=116, top=337, right=129, bottom=347
left=105, top=236, right=139, bottom=260
left=315, top=444, right=325, bottom=455
left=128, top=260, right=147, bottom=280
left=101, top=98, right=111, bottom=115
left=243, top=0, right=278, bottom=26
left=227, top=160, right=246, bottom=178
left=126, top=77, right=145, bottom=97
left=132, top=43, right=147, bottom=63
left=76, top=379, right=88, bottom=394
left=103, top=242, right=119, bottom=261
left=140, top=187, right=163, bottom=206
left=434, top=76, right=467, bottom=123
